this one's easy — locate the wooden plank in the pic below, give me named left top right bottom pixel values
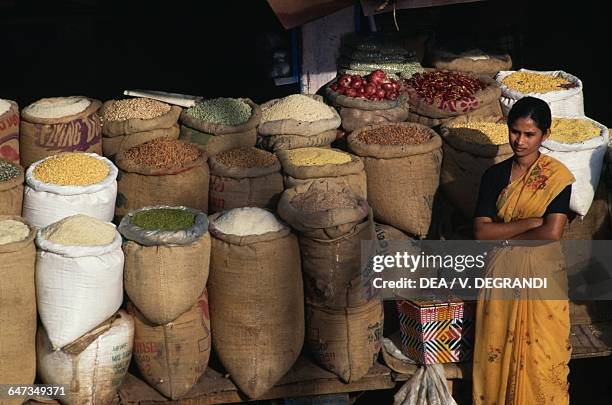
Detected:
left=267, top=0, right=354, bottom=30
left=570, top=323, right=612, bottom=359
left=359, top=0, right=485, bottom=16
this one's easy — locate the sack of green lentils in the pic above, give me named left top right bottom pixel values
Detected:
left=277, top=147, right=367, bottom=198
left=20, top=97, right=102, bottom=168
left=0, top=99, right=20, bottom=164
left=119, top=206, right=211, bottom=325
left=348, top=123, right=443, bottom=238
left=208, top=147, right=284, bottom=213
left=114, top=139, right=209, bottom=221
left=278, top=181, right=376, bottom=308
left=129, top=290, right=210, bottom=400
left=208, top=208, right=303, bottom=399
left=102, top=123, right=180, bottom=158
left=22, top=153, right=118, bottom=229
left=179, top=98, right=260, bottom=156
left=0, top=217, right=36, bottom=392
left=0, top=159, right=24, bottom=216
left=306, top=299, right=383, bottom=383
left=438, top=116, right=513, bottom=219
left=99, top=98, right=182, bottom=137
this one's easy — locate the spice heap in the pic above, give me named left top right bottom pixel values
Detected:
left=448, top=122, right=508, bottom=145
left=101, top=98, right=171, bottom=121
left=501, top=72, right=571, bottom=94
left=550, top=118, right=601, bottom=143
left=34, top=153, right=109, bottom=186
left=291, top=191, right=357, bottom=214
left=215, top=147, right=277, bottom=168
left=330, top=70, right=401, bottom=101
left=212, top=207, right=285, bottom=236
left=0, top=161, right=19, bottom=182
left=23, top=97, right=90, bottom=119
left=262, top=95, right=335, bottom=123
left=285, top=148, right=352, bottom=167
left=42, top=214, right=115, bottom=246
left=0, top=219, right=30, bottom=245
left=187, top=98, right=252, bottom=126
left=0, top=99, right=10, bottom=116
left=124, top=139, right=200, bottom=169
left=406, top=71, right=486, bottom=102
left=358, top=125, right=431, bottom=145
left=131, top=208, right=196, bottom=231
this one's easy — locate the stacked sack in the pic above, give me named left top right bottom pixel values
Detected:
left=405, top=70, right=502, bottom=127
left=114, top=138, right=209, bottom=221
left=0, top=98, right=20, bottom=164
left=0, top=159, right=24, bottom=215
left=35, top=215, right=133, bottom=403
left=257, top=94, right=341, bottom=152
left=99, top=97, right=182, bottom=158
left=180, top=98, right=261, bottom=156
left=428, top=43, right=512, bottom=78
left=20, top=96, right=102, bottom=167
left=208, top=207, right=304, bottom=398
left=120, top=206, right=212, bottom=399
left=496, top=69, right=584, bottom=117
left=278, top=181, right=383, bottom=383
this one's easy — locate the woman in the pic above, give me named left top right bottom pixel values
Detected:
left=472, top=97, right=574, bottom=405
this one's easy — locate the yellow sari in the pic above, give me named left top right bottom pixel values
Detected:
left=473, top=154, right=575, bottom=405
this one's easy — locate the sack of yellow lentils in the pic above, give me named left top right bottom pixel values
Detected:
left=0, top=99, right=20, bottom=164
left=20, top=97, right=102, bottom=168
left=438, top=117, right=513, bottom=219
left=0, top=159, right=24, bottom=216
left=496, top=69, right=584, bottom=117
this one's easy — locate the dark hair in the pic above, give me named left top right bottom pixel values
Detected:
left=507, top=96, right=552, bottom=133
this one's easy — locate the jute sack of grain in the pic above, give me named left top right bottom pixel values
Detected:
left=22, top=153, right=118, bottom=229
left=208, top=148, right=284, bottom=213
left=35, top=223, right=124, bottom=349
left=496, top=69, right=584, bottom=117
left=120, top=206, right=211, bottom=325
left=99, top=101, right=182, bottom=137
left=277, top=147, right=368, bottom=198
left=0, top=99, right=20, bottom=164
left=257, top=129, right=339, bottom=152
left=306, top=299, right=383, bottom=383
left=129, top=291, right=211, bottom=400
left=208, top=212, right=303, bottom=398
left=20, top=97, right=102, bottom=168
left=102, top=124, right=180, bottom=158
left=348, top=123, right=443, bottom=238
left=0, top=160, right=24, bottom=216
left=438, top=116, right=513, bottom=219
left=278, top=181, right=377, bottom=308
left=37, top=310, right=133, bottom=405
left=430, top=48, right=512, bottom=77
left=406, top=95, right=503, bottom=128
left=563, top=179, right=610, bottom=240
left=114, top=146, right=209, bottom=221
left=0, top=217, right=36, bottom=389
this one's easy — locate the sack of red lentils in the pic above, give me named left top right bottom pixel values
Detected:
left=277, top=147, right=367, bottom=198
left=0, top=99, right=20, bottom=164
left=102, top=123, right=180, bottom=158
left=348, top=123, right=443, bottom=238
left=119, top=206, right=211, bottom=325
left=0, top=160, right=24, bottom=216
left=208, top=147, right=283, bottom=213
left=99, top=98, right=182, bottom=137
left=20, top=97, right=102, bottom=168
left=114, top=139, right=209, bottom=221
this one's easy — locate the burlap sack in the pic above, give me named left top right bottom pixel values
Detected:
left=0, top=217, right=36, bottom=389
left=180, top=98, right=261, bottom=135
left=257, top=129, right=338, bottom=152
left=348, top=123, right=443, bottom=238
left=258, top=95, right=341, bottom=136
left=20, top=98, right=102, bottom=167
left=323, top=82, right=400, bottom=112
left=278, top=148, right=367, bottom=198
left=430, top=49, right=512, bottom=77
left=278, top=181, right=376, bottom=307
left=374, top=222, right=411, bottom=241
left=99, top=102, right=181, bottom=137
left=0, top=160, right=24, bottom=216
left=208, top=218, right=303, bottom=399
left=439, top=116, right=512, bottom=219
left=129, top=291, right=211, bottom=400
left=339, top=103, right=410, bottom=133
left=306, top=299, right=383, bottom=383
left=180, top=124, right=257, bottom=156
left=114, top=152, right=209, bottom=220
left=0, top=100, right=20, bottom=164
left=406, top=98, right=503, bottom=128
left=208, top=151, right=284, bottom=213
left=102, top=124, right=180, bottom=158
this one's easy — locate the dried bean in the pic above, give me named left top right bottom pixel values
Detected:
left=131, top=208, right=195, bottom=231
left=101, top=98, right=171, bottom=121
left=215, top=147, right=277, bottom=168
left=291, top=191, right=357, bottom=214
left=187, top=98, right=252, bottom=126
left=34, top=153, right=109, bottom=186
left=358, top=125, right=431, bottom=145
left=0, top=161, right=19, bottom=182
left=124, top=139, right=200, bottom=169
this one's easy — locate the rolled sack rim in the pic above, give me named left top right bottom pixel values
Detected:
left=277, top=148, right=364, bottom=179
left=208, top=153, right=281, bottom=179
left=100, top=103, right=182, bottom=137
left=35, top=228, right=122, bottom=258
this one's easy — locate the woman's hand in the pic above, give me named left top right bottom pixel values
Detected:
left=473, top=216, right=544, bottom=240
left=513, top=214, right=567, bottom=240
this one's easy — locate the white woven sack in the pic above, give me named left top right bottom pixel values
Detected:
left=35, top=228, right=124, bottom=350
left=540, top=117, right=608, bottom=216
left=37, top=310, right=134, bottom=405
left=497, top=69, right=584, bottom=118
left=22, top=153, right=118, bottom=229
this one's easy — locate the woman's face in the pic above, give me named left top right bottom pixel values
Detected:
left=508, top=117, right=549, bottom=158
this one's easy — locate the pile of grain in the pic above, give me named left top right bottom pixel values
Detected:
left=0, top=219, right=30, bottom=244
left=23, top=97, right=90, bottom=119
left=284, top=148, right=352, bottom=166
left=215, top=147, right=277, bottom=168
left=261, top=95, right=335, bottom=123
left=357, top=125, right=431, bottom=145
left=41, top=215, right=115, bottom=246
left=34, top=154, right=109, bottom=186
left=123, top=139, right=200, bottom=169
left=212, top=207, right=285, bottom=236
left=101, top=98, right=171, bottom=121
left=186, top=98, right=252, bottom=126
